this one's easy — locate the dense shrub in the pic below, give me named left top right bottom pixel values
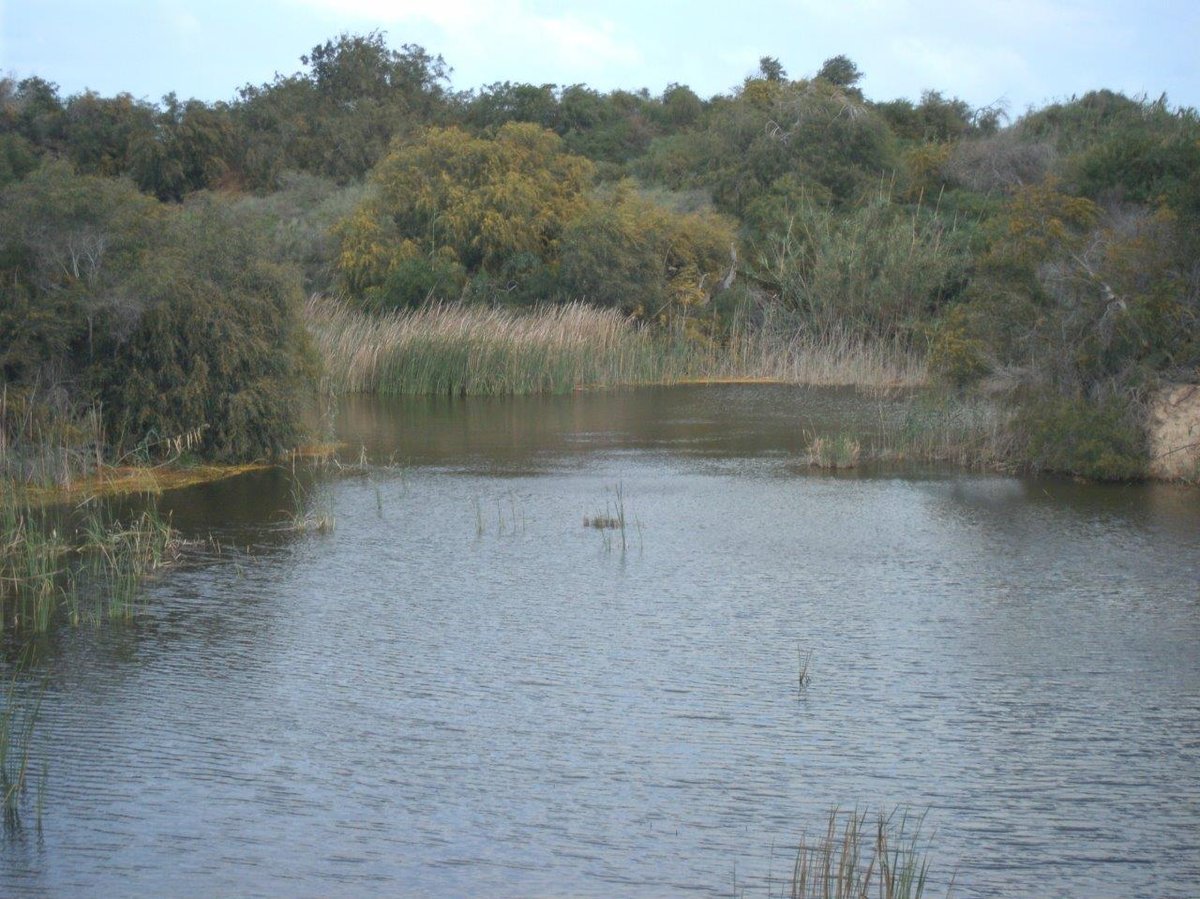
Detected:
left=1015, top=391, right=1146, bottom=481
left=0, top=167, right=316, bottom=462
left=558, top=181, right=737, bottom=329
left=92, top=196, right=317, bottom=460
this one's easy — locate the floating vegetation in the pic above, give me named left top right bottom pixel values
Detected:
left=788, top=807, right=947, bottom=899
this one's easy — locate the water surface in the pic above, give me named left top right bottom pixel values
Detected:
left=3, top=386, right=1198, bottom=897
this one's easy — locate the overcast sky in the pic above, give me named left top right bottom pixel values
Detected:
left=3, top=0, right=1198, bottom=116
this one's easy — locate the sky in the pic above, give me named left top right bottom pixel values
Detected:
left=2, top=0, right=1198, bottom=117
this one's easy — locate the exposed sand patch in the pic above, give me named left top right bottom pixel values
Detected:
left=1148, top=384, right=1200, bottom=482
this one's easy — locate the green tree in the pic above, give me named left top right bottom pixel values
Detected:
left=337, top=122, right=594, bottom=293
left=758, top=57, right=788, bottom=83
left=815, top=55, right=863, bottom=91
left=63, top=91, right=156, bottom=177
left=129, top=94, right=238, bottom=200
left=235, top=31, right=451, bottom=185
left=558, top=180, right=737, bottom=332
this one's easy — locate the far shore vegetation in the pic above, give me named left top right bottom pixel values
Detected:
left=3, top=34, right=1198, bottom=491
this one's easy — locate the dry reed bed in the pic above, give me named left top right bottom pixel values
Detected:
left=305, top=296, right=928, bottom=395
left=690, top=324, right=927, bottom=389
left=306, top=295, right=672, bottom=394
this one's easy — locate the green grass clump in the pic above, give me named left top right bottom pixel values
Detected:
left=806, top=435, right=863, bottom=469
left=1, top=497, right=179, bottom=631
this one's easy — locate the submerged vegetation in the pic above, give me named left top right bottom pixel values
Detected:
left=2, top=34, right=1197, bottom=482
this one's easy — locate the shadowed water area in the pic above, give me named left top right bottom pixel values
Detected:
left=2, top=385, right=1198, bottom=897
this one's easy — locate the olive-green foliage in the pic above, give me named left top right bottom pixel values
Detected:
left=0, top=133, right=40, bottom=188
left=0, top=162, right=163, bottom=378
left=336, top=123, right=594, bottom=294
left=0, top=165, right=315, bottom=463
left=558, top=181, right=737, bottom=326
left=1, top=77, right=66, bottom=157
left=94, top=195, right=316, bottom=461
left=363, top=255, right=467, bottom=311
left=227, top=171, right=368, bottom=293
left=236, top=32, right=450, bottom=187
left=929, top=306, right=991, bottom=387
left=815, top=55, right=863, bottom=91
left=753, top=192, right=968, bottom=341
left=636, top=76, right=897, bottom=216
left=1018, top=89, right=1159, bottom=154
left=129, top=94, right=238, bottom=200
left=874, top=90, right=975, bottom=143
left=1015, top=390, right=1146, bottom=481
left=63, top=91, right=157, bottom=178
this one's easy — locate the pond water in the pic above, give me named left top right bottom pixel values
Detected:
left=3, top=385, right=1199, bottom=897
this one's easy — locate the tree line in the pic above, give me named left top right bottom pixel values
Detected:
left=2, top=33, right=1197, bottom=478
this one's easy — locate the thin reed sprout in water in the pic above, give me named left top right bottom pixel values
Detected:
left=585, top=483, right=633, bottom=553
left=788, top=807, right=947, bottom=899
left=797, top=648, right=812, bottom=691
left=0, top=667, right=43, bottom=830
left=281, top=480, right=336, bottom=534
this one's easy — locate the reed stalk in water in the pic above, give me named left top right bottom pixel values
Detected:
left=788, top=807, right=945, bottom=899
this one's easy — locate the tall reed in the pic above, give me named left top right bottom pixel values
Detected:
left=691, top=320, right=927, bottom=388
left=306, top=295, right=928, bottom=395
left=1, top=384, right=106, bottom=489
left=788, top=807, right=946, bottom=899
left=306, top=295, right=672, bottom=395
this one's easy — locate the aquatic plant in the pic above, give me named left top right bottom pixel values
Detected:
left=0, top=671, right=42, bottom=829
left=471, top=491, right=526, bottom=538
left=788, top=807, right=946, bottom=899
left=0, top=497, right=179, bottom=631
left=586, top=483, right=633, bottom=553
left=78, top=505, right=180, bottom=621
left=685, top=318, right=928, bottom=389
left=280, top=481, right=336, bottom=534
left=806, top=435, right=862, bottom=470
left=306, top=295, right=671, bottom=396
left=305, top=295, right=929, bottom=399
left=797, top=648, right=812, bottom=691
